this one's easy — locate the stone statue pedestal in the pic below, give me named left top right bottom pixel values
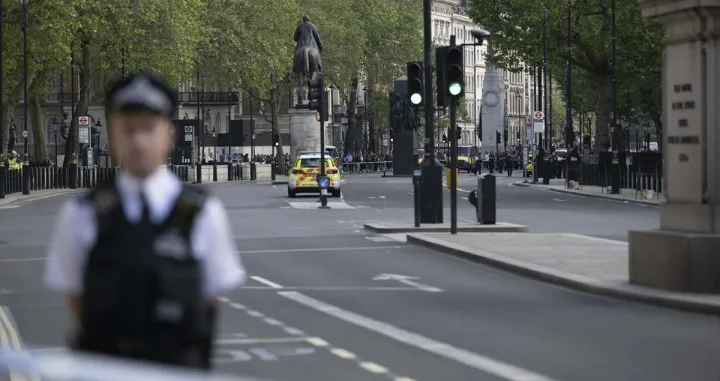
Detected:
left=629, top=0, right=720, bottom=293
left=289, top=106, right=321, bottom=161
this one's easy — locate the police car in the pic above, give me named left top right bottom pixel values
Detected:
left=288, top=153, right=342, bottom=198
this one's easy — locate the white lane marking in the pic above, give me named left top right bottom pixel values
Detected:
left=250, top=276, right=284, bottom=289
left=461, top=196, right=468, bottom=200
left=559, top=233, right=627, bottom=244
left=306, top=337, right=329, bottom=347
left=551, top=198, right=567, bottom=202
left=372, top=274, right=444, bottom=293
left=238, top=246, right=403, bottom=254
left=379, top=196, right=386, bottom=199
left=366, top=236, right=394, bottom=242
left=408, top=192, right=414, bottom=195
left=0, top=257, right=45, bottom=263
left=279, top=291, right=561, bottom=381
left=247, top=310, right=265, bottom=318
left=331, top=348, right=357, bottom=359
left=229, top=302, right=247, bottom=310
left=360, top=362, right=389, bottom=373
left=2, top=250, right=436, bottom=263
left=215, top=337, right=309, bottom=345
left=283, top=327, right=305, bottom=336
left=457, top=188, right=471, bottom=193
left=263, top=318, right=284, bottom=326
left=241, top=286, right=426, bottom=291
left=369, top=196, right=377, bottom=199
left=381, top=234, right=407, bottom=243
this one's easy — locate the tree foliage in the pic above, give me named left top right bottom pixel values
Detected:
left=1, top=0, right=422, bottom=162
left=467, top=0, right=664, bottom=152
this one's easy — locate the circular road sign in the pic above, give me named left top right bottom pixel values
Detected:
left=317, top=176, right=330, bottom=189
left=533, top=111, right=544, bottom=120
left=21, top=130, right=28, bottom=138
left=184, top=126, right=193, bottom=133
left=79, top=116, right=90, bottom=125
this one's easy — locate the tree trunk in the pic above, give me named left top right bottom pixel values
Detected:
left=30, top=70, right=49, bottom=165
left=1, top=74, right=35, bottom=158
left=593, top=74, right=613, bottom=153
left=63, top=41, right=92, bottom=167
left=343, top=78, right=362, bottom=155
left=270, top=88, right=286, bottom=174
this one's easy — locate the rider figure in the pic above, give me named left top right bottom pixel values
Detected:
left=294, top=15, right=323, bottom=73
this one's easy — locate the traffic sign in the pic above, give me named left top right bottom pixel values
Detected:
left=184, top=126, right=193, bottom=133
left=533, top=111, right=544, bottom=121
left=526, top=115, right=533, bottom=125
left=79, top=116, right=90, bottom=125
left=21, top=130, right=28, bottom=138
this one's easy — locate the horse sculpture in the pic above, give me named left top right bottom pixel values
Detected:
left=293, top=16, right=324, bottom=105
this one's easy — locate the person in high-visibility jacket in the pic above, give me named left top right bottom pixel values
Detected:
left=7, top=151, right=21, bottom=170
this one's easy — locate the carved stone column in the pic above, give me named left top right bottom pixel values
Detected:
left=629, top=0, right=720, bottom=293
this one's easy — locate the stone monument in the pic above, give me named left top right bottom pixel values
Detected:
left=290, top=15, right=324, bottom=160
left=629, top=0, right=720, bottom=293
left=480, top=60, right=505, bottom=153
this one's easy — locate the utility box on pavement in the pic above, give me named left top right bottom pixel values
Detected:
left=445, top=168, right=459, bottom=189
left=477, top=174, right=496, bottom=224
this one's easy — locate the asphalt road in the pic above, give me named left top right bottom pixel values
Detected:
left=340, top=171, right=659, bottom=242
left=0, top=178, right=718, bottom=381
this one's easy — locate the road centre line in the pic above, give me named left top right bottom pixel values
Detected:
left=239, top=246, right=404, bottom=254
left=250, top=276, right=284, bottom=289
left=278, top=291, right=561, bottom=381
left=0, top=245, right=406, bottom=263
left=218, top=297, right=417, bottom=381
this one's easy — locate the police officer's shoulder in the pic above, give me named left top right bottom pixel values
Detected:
left=177, top=183, right=209, bottom=207
left=83, top=181, right=119, bottom=215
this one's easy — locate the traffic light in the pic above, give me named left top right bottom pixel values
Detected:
left=496, top=131, right=501, bottom=142
left=435, top=46, right=448, bottom=107
left=445, top=45, right=464, bottom=99
left=516, top=132, right=521, bottom=141
left=273, top=133, right=280, bottom=146
left=308, top=77, right=327, bottom=121
left=442, top=133, right=448, bottom=142
left=456, top=125, right=462, bottom=140
left=503, top=128, right=508, bottom=144
left=406, top=61, right=423, bottom=106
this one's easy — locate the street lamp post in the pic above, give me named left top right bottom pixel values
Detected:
left=566, top=0, right=573, bottom=153
left=212, top=127, right=217, bottom=182
left=0, top=0, right=5, bottom=199
left=610, top=0, right=620, bottom=194
left=92, top=120, right=102, bottom=167
left=250, top=98, right=256, bottom=180
left=21, top=0, right=29, bottom=195
left=329, top=83, right=335, bottom=147
left=363, top=86, right=368, bottom=151
left=51, top=117, right=59, bottom=165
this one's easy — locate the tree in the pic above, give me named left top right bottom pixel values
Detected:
left=467, top=0, right=663, bottom=152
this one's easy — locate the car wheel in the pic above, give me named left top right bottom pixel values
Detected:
left=331, top=189, right=342, bottom=198
left=288, top=187, right=296, bottom=198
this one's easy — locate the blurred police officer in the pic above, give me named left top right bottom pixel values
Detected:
left=44, top=74, right=246, bottom=369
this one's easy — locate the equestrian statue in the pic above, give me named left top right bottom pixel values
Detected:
left=293, top=15, right=323, bottom=105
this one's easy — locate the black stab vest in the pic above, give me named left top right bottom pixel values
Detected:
left=75, top=182, right=214, bottom=369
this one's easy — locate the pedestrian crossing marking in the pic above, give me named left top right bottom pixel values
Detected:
left=287, top=201, right=356, bottom=209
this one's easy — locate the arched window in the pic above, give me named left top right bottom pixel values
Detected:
left=215, top=113, right=221, bottom=132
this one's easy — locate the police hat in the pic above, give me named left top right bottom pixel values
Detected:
left=105, top=74, right=178, bottom=118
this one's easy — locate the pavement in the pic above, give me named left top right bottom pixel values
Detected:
left=512, top=178, right=666, bottom=205
left=1, top=173, right=719, bottom=381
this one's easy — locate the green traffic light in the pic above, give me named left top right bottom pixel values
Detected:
left=448, top=82, right=462, bottom=96
left=410, top=93, right=422, bottom=105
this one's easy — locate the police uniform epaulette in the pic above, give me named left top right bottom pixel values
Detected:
left=166, top=185, right=208, bottom=235
left=84, top=182, right=120, bottom=216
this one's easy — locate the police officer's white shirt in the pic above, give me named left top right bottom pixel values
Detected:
left=44, top=168, right=246, bottom=297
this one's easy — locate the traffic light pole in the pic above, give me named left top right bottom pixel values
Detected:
left=420, top=0, right=443, bottom=224
left=319, top=116, right=328, bottom=208
left=449, top=97, right=458, bottom=235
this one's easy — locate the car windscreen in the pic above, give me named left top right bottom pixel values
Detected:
left=297, top=158, right=333, bottom=168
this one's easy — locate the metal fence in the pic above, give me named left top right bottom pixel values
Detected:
left=560, top=157, right=663, bottom=194
left=0, top=165, right=243, bottom=197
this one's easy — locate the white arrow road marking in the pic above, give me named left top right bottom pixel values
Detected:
left=279, top=291, right=561, bottom=381
left=372, top=273, right=444, bottom=292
